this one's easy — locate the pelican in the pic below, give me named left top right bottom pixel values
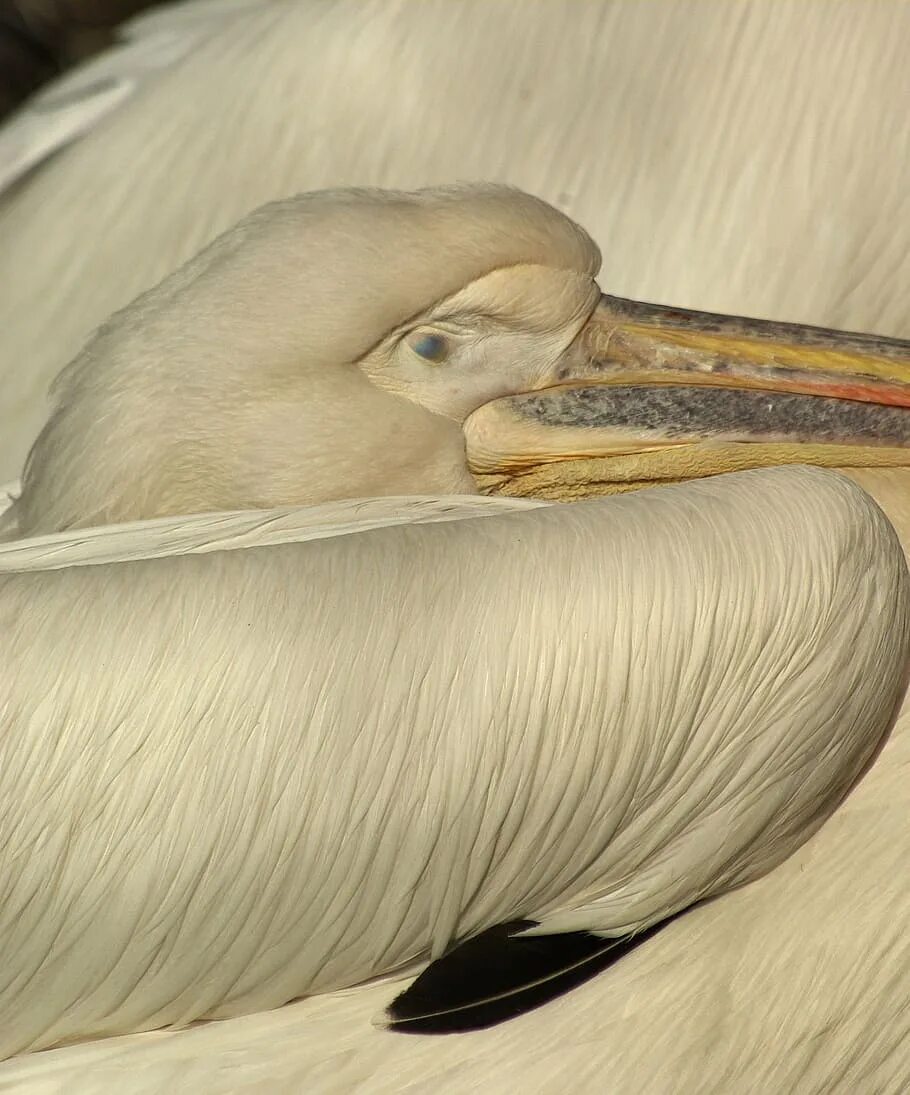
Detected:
left=1, top=0, right=908, bottom=484
left=5, top=184, right=910, bottom=538
left=1, top=184, right=910, bottom=1091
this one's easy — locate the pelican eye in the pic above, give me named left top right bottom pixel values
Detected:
left=406, top=330, right=451, bottom=363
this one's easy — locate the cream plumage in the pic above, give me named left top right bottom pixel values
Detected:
left=0, top=176, right=909, bottom=1091
left=0, top=468, right=907, bottom=1062
left=2, top=185, right=598, bottom=535
left=5, top=184, right=909, bottom=540
left=1, top=1, right=908, bottom=484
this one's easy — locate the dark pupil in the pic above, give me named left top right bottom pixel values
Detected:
left=415, top=334, right=447, bottom=361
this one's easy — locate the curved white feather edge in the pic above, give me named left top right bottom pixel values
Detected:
left=0, top=0, right=262, bottom=197
left=3, top=810, right=910, bottom=1095
left=1, top=466, right=908, bottom=1065
left=0, top=469, right=908, bottom=1089
left=0, top=493, right=548, bottom=572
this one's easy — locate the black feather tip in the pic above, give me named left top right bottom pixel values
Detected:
left=381, top=913, right=679, bottom=1034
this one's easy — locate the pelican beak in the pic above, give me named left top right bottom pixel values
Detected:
left=465, top=295, right=910, bottom=497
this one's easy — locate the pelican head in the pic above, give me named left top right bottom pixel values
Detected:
left=7, top=183, right=910, bottom=535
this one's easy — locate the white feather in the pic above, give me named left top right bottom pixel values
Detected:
left=1, top=1, right=908, bottom=481
left=0, top=466, right=905, bottom=1073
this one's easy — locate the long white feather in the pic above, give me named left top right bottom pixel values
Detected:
left=0, top=466, right=906, bottom=1072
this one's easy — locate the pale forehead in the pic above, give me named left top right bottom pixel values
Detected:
left=67, top=184, right=603, bottom=385
left=246, top=184, right=601, bottom=276
left=225, top=184, right=602, bottom=363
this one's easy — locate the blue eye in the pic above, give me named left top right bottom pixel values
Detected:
left=408, top=331, right=450, bottom=363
